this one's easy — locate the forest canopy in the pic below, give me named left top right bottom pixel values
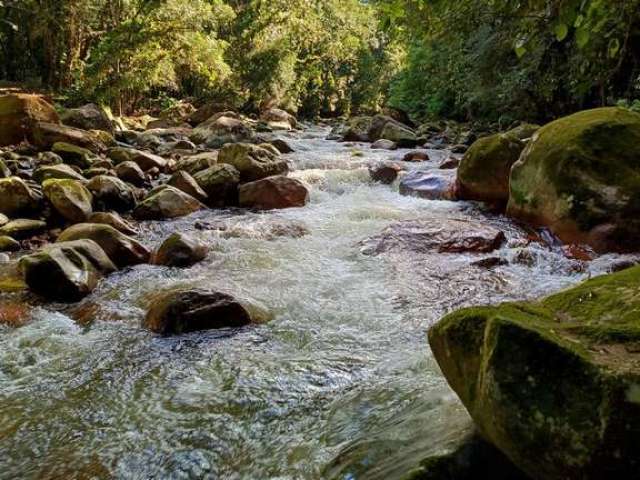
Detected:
left=1, top=0, right=639, bottom=123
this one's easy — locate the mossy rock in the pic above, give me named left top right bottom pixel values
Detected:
left=217, top=143, right=289, bottom=182
left=429, top=266, right=640, bottom=480
left=0, top=177, right=41, bottom=217
left=34, top=164, right=87, bottom=184
left=133, top=186, right=204, bottom=220
left=52, top=142, right=95, bottom=169
left=0, top=94, right=60, bottom=146
left=342, top=116, right=374, bottom=142
left=0, top=219, right=47, bottom=240
left=43, top=179, right=93, bottom=223
left=457, top=131, right=526, bottom=205
left=192, top=164, right=240, bottom=207
left=507, top=107, right=640, bottom=252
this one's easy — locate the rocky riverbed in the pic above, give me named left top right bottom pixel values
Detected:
left=1, top=112, right=637, bottom=478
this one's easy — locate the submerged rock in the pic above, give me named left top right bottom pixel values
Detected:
left=403, top=151, right=430, bottom=162
left=19, top=239, right=116, bottom=302
left=369, top=163, right=403, bottom=184
left=153, top=233, right=208, bottom=267
left=429, top=265, right=640, bottom=480
left=144, top=288, right=254, bottom=335
left=507, top=108, right=640, bottom=252
left=239, top=175, right=309, bottom=210
left=363, top=218, right=506, bottom=255
left=57, top=223, right=150, bottom=267
left=399, top=171, right=458, bottom=201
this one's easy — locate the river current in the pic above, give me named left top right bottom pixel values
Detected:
left=0, top=125, right=631, bottom=479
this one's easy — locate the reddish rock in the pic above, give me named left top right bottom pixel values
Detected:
left=403, top=151, right=430, bottom=162
left=0, top=94, right=60, bottom=146
left=369, top=163, right=403, bottom=184
left=239, top=175, right=309, bottom=210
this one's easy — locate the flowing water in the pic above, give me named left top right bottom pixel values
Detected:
left=0, top=126, right=632, bottom=479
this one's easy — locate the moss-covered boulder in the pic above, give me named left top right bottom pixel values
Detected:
left=429, top=266, right=640, bottom=480
left=341, top=116, right=374, bottom=142
left=189, top=114, right=255, bottom=148
left=0, top=219, right=47, bottom=239
left=218, top=143, right=289, bottom=182
left=379, top=122, right=418, bottom=148
left=107, top=147, right=167, bottom=172
left=0, top=94, right=60, bottom=146
left=0, top=236, right=20, bottom=252
left=52, top=142, right=95, bottom=169
left=33, top=164, right=87, bottom=184
left=507, top=108, right=640, bottom=252
left=457, top=130, right=528, bottom=205
left=193, top=164, right=241, bottom=207
left=0, top=177, right=41, bottom=217
left=87, top=212, right=138, bottom=236
left=19, top=239, right=116, bottom=302
left=57, top=223, right=150, bottom=267
left=175, top=152, right=218, bottom=175
left=43, top=179, right=93, bottom=223
left=133, top=186, right=204, bottom=220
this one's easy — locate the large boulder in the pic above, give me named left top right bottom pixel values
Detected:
left=133, top=186, right=204, bottom=220
left=0, top=177, right=41, bottom=217
left=429, top=266, right=640, bottom=480
left=30, top=122, right=105, bottom=153
left=144, top=288, right=254, bottom=335
left=218, top=143, right=288, bottom=182
left=399, top=170, right=458, bottom=201
left=60, top=104, right=114, bottom=134
left=239, top=176, right=309, bottom=210
left=86, top=175, right=136, bottom=212
left=508, top=108, right=640, bottom=252
left=107, top=147, right=167, bottom=172
left=153, top=233, right=208, bottom=267
left=341, top=116, right=373, bottom=142
left=0, top=94, right=60, bottom=146
left=43, top=179, right=93, bottom=223
left=378, top=122, right=418, bottom=147
left=193, top=164, right=241, bottom=207
left=168, top=171, right=208, bottom=203
left=174, top=152, right=218, bottom=175
left=57, top=223, right=150, bottom=267
left=115, top=161, right=147, bottom=187
left=457, top=129, right=529, bottom=205
left=19, top=239, right=116, bottom=302
left=190, top=114, right=254, bottom=148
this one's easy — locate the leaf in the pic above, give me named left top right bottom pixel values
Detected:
left=575, top=28, right=590, bottom=48
left=608, top=38, right=621, bottom=58
left=555, top=23, right=569, bottom=42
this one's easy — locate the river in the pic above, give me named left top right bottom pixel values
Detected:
left=0, top=125, right=630, bottom=479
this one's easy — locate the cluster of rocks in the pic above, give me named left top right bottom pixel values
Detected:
left=0, top=94, right=307, bottom=330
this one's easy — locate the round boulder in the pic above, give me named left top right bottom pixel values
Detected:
left=153, top=233, right=208, bottom=267
left=239, top=176, right=309, bottom=210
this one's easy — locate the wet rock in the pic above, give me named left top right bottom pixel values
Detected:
left=43, top=179, right=93, bottom=223
left=218, top=143, right=289, bottom=182
left=439, top=157, right=460, bottom=170
left=51, top=142, right=95, bottom=169
left=429, top=265, right=640, bottom=480
left=87, top=212, right=138, bottom=236
left=0, top=159, right=12, bottom=178
left=341, top=116, right=373, bottom=142
left=0, top=177, right=40, bottom=217
left=261, top=108, right=298, bottom=130
left=239, top=176, right=309, bottom=210
left=379, top=122, right=418, bottom=147
left=30, top=122, right=105, bottom=153
left=269, top=138, right=294, bottom=154
left=450, top=144, right=468, bottom=154
left=57, top=223, right=150, bottom=267
left=0, top=236, right=20, bottom=252
left=153, top=233, right=208, bottom=267
left=19, top=239, right=117, bottom=302
left=60, top=104, right=114, bottom=134
left=399, top=171, right=458, bottom=201
left=403, top=151, right=430, bottom=162
left=471, top=256, right=508, bottom=269
left=190, top=114, right=255, bottom=148
left=168, top=171, right=208, bottom=203
left=133, top=186, right=204, bottom=220
left=84, top=167, right=113, bottom=179
left=144, top=288, right=254, bottom=335
left=33, top=164, right=87, bottom=184
left=371, top=139, right=398, bottom=150
left=457, top=130, right=526, bottom=205
left=175, top=152, right=219, bottom=175
left=0, top=213, right=7, bottom=227
left=0, top=94, right=60, bottom=146
left=369, top=163, right=402, bottom=184
left=193, top=164, right=241, bottom=207
left=508, top=108, right=640, bottom=252
left=86, top=175, right=136, bottom=213
left=363, top=219, right=506, bottom=255
left=36, top=151, right=63, bottom=166
left=115, top=161, right=147, bottom=187
left=108, top=147, right=167, bottom=172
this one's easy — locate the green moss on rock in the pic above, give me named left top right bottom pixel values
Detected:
left=507, top=107, right=640, bottom=252
left=429, top=266, right=640, bottom=480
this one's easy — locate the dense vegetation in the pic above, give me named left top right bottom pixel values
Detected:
left=1, top=0, right=639, bottom=123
